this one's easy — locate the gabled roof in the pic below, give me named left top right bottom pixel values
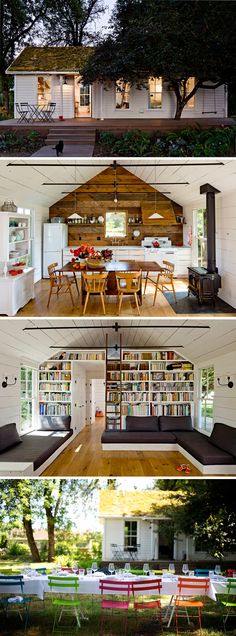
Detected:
left=99, top=490, right=182, bottom=518
left=7, top=46, right=94, bottom=74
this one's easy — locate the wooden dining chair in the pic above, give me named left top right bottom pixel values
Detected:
left=47, top=262, right=75, bottom=308
left=144, top=260, right=177, bottom=305
left=82, top=271, right=108, bottom=315
left=115, top=271, right=142, bottom=315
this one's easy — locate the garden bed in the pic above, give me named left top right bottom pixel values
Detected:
left=0, top=130, right=46, bottom=156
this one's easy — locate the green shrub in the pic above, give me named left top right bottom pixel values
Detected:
left=6, top=542, right=31, bottom=559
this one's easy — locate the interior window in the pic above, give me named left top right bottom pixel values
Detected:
left=184, top=77, right=195, bottom=108
left=199, top=366, right=214, bottom=433
left=38, top=76, right=51, bottom=106
left=20, top=366, right=37, bottom=434
left=105, top=211, right=127, bottom=238
left=149, top=77, right=162, bottom=109
left=116, top=80, right=130, bottom=109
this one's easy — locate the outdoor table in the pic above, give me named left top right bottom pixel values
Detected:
left=22, top=104, right=54, bottom=122
left=59, top=260, right=162, bottom=305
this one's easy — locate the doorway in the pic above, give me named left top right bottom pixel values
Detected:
left=193, top=208, right=207, bottom=267
left=74, top=76, right=92, bottom=117
left=158, top=520, right=174, bottom=559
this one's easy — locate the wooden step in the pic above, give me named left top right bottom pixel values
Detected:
left=46, top=126, right=96, bottom=145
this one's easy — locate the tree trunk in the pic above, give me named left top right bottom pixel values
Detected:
left=23, top=517, right=41, bottom=562
left=46, top=509, right=55, bottom=562
left=174, top=97, right=185, bottom=120
left=0, top=73, right=9, bottom=115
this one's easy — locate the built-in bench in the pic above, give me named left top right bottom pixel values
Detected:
left=0, top=417, right=74, bottom=476
left=101, top=416, right=236, bottom=475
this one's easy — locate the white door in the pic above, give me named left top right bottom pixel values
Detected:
left=74, top=76, right=91, bottom=117
left=91, top=379, right=105, bottom=421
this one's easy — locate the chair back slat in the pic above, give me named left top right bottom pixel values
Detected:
left=116, top=271, right=141, bottom=292
left=227, top=578, right=236, bottom=593
left=132, top=578, right=162, bottom=594
left=99, top=578, right=133, bottom=596
left=194, top=569, right=210, bottom=577
left=48, top=575, right=79, bottom=593
left=177, top=576, right=209, bottom=596
left=82, top=271, right=108, bottom=292
left=0, top=575, right=24, bottom=593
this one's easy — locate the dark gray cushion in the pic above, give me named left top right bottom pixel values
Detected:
left=126, top=416, right=159, bottom=432
left=210, top=423, right=236, bottom=459
left=38, top=415, right=71, bottom=431
left=175, top=431, right=234, bottom=465
left=159, top=416, right=193, bottom=432
left=101, top=430, right=176, bottom=444
left=0, top=430, right=73, bottom=470
left=0, top=423, right=22, bottom=453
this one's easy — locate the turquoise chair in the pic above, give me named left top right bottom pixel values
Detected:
left=0, top=575, right=32, bottom=631
left=48, top=575, right=81, bottom=633
left=194, top=569, right=209, bottom=577
left=222, top=578, right=236, bottom=630
left=35, top=568, right=47, bottom=575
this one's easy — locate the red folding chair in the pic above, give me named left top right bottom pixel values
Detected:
left=99, top=578, right=133, bottom=635
left=175, top=577, right=209, bottom=635
left=131, top=578, right=163, bottom=631
left=227, top=569, right=236, bottom=578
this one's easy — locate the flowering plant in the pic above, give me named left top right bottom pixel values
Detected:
left=70, top=244, right=96, bottom=260
left=100, top=249, right=113, bottom=261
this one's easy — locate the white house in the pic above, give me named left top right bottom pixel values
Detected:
left=6, top=47, right=228, bottom=121
left=99, top=490, right=236, bottom=563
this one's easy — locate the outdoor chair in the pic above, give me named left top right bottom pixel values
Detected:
left=174, top=577, right=209, bottom=635
left=227, top=569, right=236, bottom=577
left=44, top=102, right=56, bottom=121
left=48, top=575, right=81, bottom=633
left=20, top=102, right=33, bottom=122
left=131, top=578, right=163, bottom=632
left=194, top=569, right=210, bottom=577
left=144, top=260, right=177, bottom=305
left=35, top=568, right=47, bottom=575
left=47, top=262, right=75, bottom=308
left=221, top=578, right=236, bottom=630
left=0, top=575, right=32, bottom=631
left=15, top=102, right=29, bottom=123
left=99, top=578, right=133, bottom=635
left=115, top=271, right=142, bottom=315
left=82, top=271, right=108, bottom=315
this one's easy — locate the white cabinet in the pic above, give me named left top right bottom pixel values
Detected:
left=0, top=212, right=31, bottom=264
left=144, top=247, right=192, bottom=277
left=0, top=268, right=35, bottom=316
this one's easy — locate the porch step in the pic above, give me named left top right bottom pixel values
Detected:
left=46, top=126, right=96, bottom=145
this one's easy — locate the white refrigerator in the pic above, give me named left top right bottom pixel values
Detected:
left=43, top=223, right=68, bottom=278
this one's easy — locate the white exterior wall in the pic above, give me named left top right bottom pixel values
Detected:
left=183, top=192, right=236, bottom=309
left=13, top=75, right=226, bottom=119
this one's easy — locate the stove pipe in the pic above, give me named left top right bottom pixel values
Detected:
left=200, top=183, right=220, bottom=274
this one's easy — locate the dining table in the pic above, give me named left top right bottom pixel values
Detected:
left=59, top=260, right=162, bottom=305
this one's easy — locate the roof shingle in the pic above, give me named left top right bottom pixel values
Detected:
left=99, top=490, right=182, bottom=518
left=7, top=46, right=94, bottom=73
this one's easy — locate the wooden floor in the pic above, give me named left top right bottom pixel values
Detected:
left=16, top=278, right=233, bottom=317
left=43, top=417, right=202, bottom=477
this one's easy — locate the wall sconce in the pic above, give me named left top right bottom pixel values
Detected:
left=63, top=76, right=67, bottom=85
left=217, top=376, right=234, bottom=389
left=2, top=376, right=17, bottom=389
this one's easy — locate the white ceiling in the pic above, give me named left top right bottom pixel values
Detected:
left=1, top=318, right=236, bottom=365
left=1, top=158, right=236, bottom=209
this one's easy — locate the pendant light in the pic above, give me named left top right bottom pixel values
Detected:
left=148, top=164, right=163, bottom=220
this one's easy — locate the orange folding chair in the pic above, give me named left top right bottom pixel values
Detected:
left=174, top=577, right=209, bottom=635
left=99, top=578, right=133, bottom=635
left=131, top=578, right=163, bottom=631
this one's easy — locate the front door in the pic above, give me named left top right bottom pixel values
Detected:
left=74, top=76, right=91, bottom=117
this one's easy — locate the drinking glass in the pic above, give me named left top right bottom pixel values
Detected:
left=92, top=562, right=98, bottom=574
left=124, top=562, right=131, bottom=575
left=143, top=563, right=150, bottom=576
left=182, top=563, right=189, bottom=575
left=72, top=564, right=78, bottom=574
left=169, top=562, right=175, bottom=574
left=108, top=562, right=115, bottom=575
left=215, top=565, right=221, bottom=576
left=87, top=568, right=92, bottom=576
left=79, top=569, right=85, bottom=577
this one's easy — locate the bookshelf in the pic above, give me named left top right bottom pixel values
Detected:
left=105, top=335, right=122, bottom=430
left=105, top=350, right=194, bottom=428
left=0, top=212, right=31, bottom=264
left=39, top=360, right=72, bottom=416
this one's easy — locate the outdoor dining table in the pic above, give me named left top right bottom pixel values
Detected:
left=59, top=260, right=162, bottom=305
left=0, top=573, right=229, bottom=603
left=21, top=104, right=55, bottom=122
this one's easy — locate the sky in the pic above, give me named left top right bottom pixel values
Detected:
left=94, top=0, right=117, bottom=34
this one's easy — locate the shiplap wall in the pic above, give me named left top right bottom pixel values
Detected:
left=33, top=206, right=49, bottom=282
left=196, top=349, right=236, bottom=429
left=183, top=193, right=236, bottom=308
left=0, top=353, right=21, bottom=431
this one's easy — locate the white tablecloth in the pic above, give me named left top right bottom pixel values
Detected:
left=0, top=575, right=229, bottom=602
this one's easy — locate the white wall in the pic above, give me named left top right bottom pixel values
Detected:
left=195, top=349, right=236, bottom=430
left=32, top=206, right=49, bottom=282
left=183, top=192, right=236, bottom=308
left=0, top=353, right=20, bottom=431
left=14, top=76, right=37, bottom=117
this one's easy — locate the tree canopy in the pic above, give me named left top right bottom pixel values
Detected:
left=82, top=0, right=236, bottom=118
left=42, top=0, right=105, bottom=46
left=155, top=479, right=236, bottom=559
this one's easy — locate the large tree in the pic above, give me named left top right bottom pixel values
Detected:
left=83, top=0, right=236, bottom=118
left=155, top=479, right=236, bottom=559
left=0, top=479, right=98, bottom=562
left=42, top=0, right=105, bottom=46
left=0, top=0, right=49, bottom=113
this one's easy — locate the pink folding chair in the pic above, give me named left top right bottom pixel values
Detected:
left=99, top=578, right=133, bottom=635
left=131, top=578, right=163, bottom=631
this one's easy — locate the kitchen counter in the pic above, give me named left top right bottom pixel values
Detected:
left=0, top=267, right=35, bottom=316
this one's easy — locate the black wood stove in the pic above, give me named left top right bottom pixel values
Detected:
left=188, top=183, right=221, bottom=305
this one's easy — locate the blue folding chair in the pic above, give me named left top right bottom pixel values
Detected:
left=0, top=575, right=31, bottom=631
left=35, top=568, right=47, bottom=575
left=194, top=569, right=210, bottom=577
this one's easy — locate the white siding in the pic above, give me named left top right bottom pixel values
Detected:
left=33, top=206, right=49, bottom=283
left=14, top=76, right=37, bottom=117
left=0, top=353, right=20, bottom=431
left=195, top=350, right=236, bottom=430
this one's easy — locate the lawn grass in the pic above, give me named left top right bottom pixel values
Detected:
left=0, top=560, right=235, bottom=635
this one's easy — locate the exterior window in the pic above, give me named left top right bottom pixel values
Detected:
left=194, top=208, right=207, bottom=268
left=124, top=520, right=137, bottom=548
left=20, top=367, right=37, bottom=434
left=105, top=211, right=127, bottom=238
left=116, top=80, right=130, bottom=109
left=38, top=76, right=51, bottom=106
left=149, top=77, right=162, bottom=109
left=184, top=77, right=195, bottom=108
left=79, top=83, right=90, bottom=107
left=199, top=366, right=214, bottom=432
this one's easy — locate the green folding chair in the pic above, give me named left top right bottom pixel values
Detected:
left=48, top=575, right=81, bottom=633
left=222, top=578, right=236, bottom=630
